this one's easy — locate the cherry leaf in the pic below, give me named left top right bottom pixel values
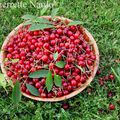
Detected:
left=24, top=20, right=33, bottom=26
left=53, top=52, right=58, bottom=61
left=0, top=73, right=6, bottom=89
left=54, top=74, right=62, bottom=87
left=11, top=59, right=19, bottom=63
left=29, top=24, right=54, bottom=31
left=12, top=81, right=22, bottom=104
left=68, top=21, right=83, bottom=26
left=29, top=69, right=49, bottom=78
left=22, top=14, right=36, bottom=20
left=26, top=83, right=39, bottom=96
left=34, top=17, right=52, bottom=24
left=56, top=61, right=66, bottom=68
left=45, top=71, right=53, bottom=92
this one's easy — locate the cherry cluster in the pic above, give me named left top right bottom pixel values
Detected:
left=4, top=19, right=96, bottom=98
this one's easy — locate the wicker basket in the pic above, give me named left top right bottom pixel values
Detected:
left=0, top=16, right=99, bottom=102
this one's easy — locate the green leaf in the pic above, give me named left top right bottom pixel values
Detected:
left=45, top=71, right=53, bottom=92
left=22, top=14, right=36, bottom=20
left=4, top=58, right=8, bottom=62
left=26, top=83, right=39, bottom=96
left=76, top=64, right=85, bottom=73
left=56, top=61, right=66, bottom=68
left=41, top=7, right=48, bottom=16
left=24, top=20, right=33, bottom=26
left=53, top=52, right=58, bottom=61
left=0, top=73, right=6, bottom=89
left=54, top=74, right=62, bottom=87
left=34, top=17, right=52, bottom=24
left=11, top=59, right=19, bottom=63
left=29, top=24, right=54, bottom=31
left=4, top=58, right=19, bottom=63
left=68, top=21, right=83, bottom=26
left=29, top=69, right=49, bottom=78
left=12, top=81, right=22, bottom=104
left=51, top=8, right=59, bottom=18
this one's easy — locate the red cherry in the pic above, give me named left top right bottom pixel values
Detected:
left=42, top=55, right=48, bottom=62
left=57, top=29, right=63, bottom=35
left=35, top=82, right=41, bottom=89
left=109, top=74, right=114, bottom=80
left=57, top=91, right=63, bottom=97
left=109, top=104, right=115, bottom=110
left=71, top=80, right=77, bottom=86
left=75, top=75, right=80, bottom=82
left=62, top=103, right=70, bottom=110
left=41, top=93, right=47, bottom=98
left=7, top=71, right=13, bottom=77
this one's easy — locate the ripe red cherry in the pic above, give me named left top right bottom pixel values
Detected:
left=7, top=71, right=13, bottom=77
left=41, top=93, right=47, bottom=98
left=57, top=91, right=63, bottom=97
left=41, top=78, right=45, bottom=85
left=50, top=33, right=55, bottom=39
left=21, top=85, right=26, bottom=92
left=78, top=61, right=85, bottom=67
left=62, top=103, right=70, bottom=110
left=109, top=74, right=114, bottom=80
left=26, top=89, right=31, bottom=95
left=38, top=87, right=44, bottom=93
left=35, top=82, right=41, bottom=89
left=42, top=55, right=48, bottom=62
left=7, top=54, right=12, bottom=59
left=47, top=93, right=53, bottom=98
left=75, top=75, right=80, bottom=81
left=71, top=80, right=77, bottom=86
left=109, top=104, right=115, bottom=110
left=87, top=60, right=93, bottom=66
left=107, top=91, right=114, bottom=97
left=65, top=64, right=70, bottom=70
left=57, top=28, right=63, bottom=34
left=74, top=33, right=79, bottom=39
left=63, top=90, right=69, bottom=95
left=50, top=40, right=56, bottom=46
left=8, top=47, right=14, bottom=52
left=33, top=78, right=39, bottom=83
left=67, top=85, right=72, bottom=91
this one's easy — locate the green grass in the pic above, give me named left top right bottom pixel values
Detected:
left=0, top=0, right=120, bottom=120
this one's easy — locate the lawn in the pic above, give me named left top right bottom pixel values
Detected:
left=0, top=0, right=120, bottom=120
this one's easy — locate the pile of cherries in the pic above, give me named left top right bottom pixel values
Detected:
left=4, top=18, right=96, bottom=98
